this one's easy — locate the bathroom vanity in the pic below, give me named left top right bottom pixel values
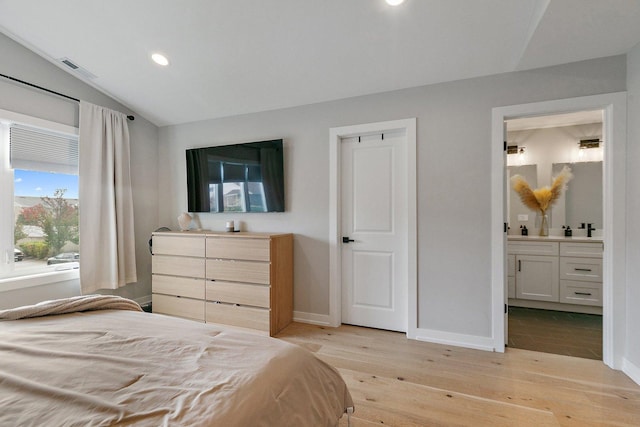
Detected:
left=507, top=236, right=603, bottom=314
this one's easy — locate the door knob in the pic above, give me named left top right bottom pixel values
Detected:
left=342, top=237, right=355, bottom=243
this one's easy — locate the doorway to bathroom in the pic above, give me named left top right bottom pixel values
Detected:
left=505, top=110, right=604, bottom=360
left=490, top=92, right=627, bottom=370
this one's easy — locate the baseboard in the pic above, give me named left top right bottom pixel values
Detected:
left=293, top=311, right=332, bottom=326
left=294, top=313, right=495, bottom=351
left=622, top=358, right=640, bottom=386
left=413, top=327, right=495, bottom=352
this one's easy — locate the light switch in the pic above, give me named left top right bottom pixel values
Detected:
left=517, top=214, right=529, bottom=221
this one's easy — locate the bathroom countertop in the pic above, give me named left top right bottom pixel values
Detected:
left=507, top=235, right=603, bottom=243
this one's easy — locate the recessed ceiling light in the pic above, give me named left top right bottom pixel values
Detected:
left=386, top=0, right=405, bottom=5
left=151, top=53, right=169, bottom=66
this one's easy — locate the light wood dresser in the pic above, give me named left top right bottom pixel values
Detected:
left=151, top=231, right=293, bottom=336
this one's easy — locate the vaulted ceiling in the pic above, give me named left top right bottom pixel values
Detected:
left=1, top=0, right=639, bottom=126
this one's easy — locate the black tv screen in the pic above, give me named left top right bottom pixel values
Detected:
left=186, top=139, right=284, bottom=213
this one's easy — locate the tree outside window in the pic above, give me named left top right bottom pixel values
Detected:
left=16, top=189, right=79, bottom=258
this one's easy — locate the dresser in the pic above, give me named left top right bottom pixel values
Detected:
left=152, top=231, right=293, bottom=336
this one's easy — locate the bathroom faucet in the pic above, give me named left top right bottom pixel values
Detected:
left=587, top=223, right=595, bottom=238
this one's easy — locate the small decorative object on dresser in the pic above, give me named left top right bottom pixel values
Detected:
left=225, top=220, right=234, bottom=232
left=177, top=212, right=192, bottom=231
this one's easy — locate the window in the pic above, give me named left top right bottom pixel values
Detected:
left=0, top=111, right=79, bottom=285
left=208, top=161, right=268, bottom=212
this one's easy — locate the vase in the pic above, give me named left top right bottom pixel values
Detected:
left=178, top=212, right=192, bottom=231
left=536, top=212, right=549, bottom=237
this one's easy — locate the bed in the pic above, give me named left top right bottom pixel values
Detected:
left=0, top=295, right=353, bottom=426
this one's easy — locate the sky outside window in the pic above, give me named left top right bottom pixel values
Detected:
left=14, top=170, right=78, bottom=198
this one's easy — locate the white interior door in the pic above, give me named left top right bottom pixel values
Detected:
left=340, top=131, right=407, bottom=332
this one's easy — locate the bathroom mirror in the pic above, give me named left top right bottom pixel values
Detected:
left=552, top=161, right=602, bottom=230
left=508, top=164, right=538, bottom=232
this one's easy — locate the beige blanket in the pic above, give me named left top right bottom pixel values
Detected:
left=0, top=294, right=142, bottom=320
left=0, top=300, right=352, bottom=426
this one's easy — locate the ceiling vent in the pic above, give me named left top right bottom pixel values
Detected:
left=59, top=57, right=97, bottom=79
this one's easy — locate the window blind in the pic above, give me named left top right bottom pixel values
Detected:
left=10, top=124, right=78, bottom=174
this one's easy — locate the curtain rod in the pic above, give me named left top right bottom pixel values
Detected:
left=0, top=72, right=135, bottom=121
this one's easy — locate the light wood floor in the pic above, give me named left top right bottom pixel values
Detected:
left=277, top=322, right=640, bottom=427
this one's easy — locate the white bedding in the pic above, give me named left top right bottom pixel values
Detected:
left=0, top=298, right=353, bottom=426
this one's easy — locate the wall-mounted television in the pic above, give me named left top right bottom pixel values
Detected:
left=186, top=139, right=284, bottom=213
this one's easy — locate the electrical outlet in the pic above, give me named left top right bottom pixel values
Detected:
left=518, top=214, right=529, bottom=221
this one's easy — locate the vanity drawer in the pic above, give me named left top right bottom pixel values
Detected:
left=508, top=241, right=559, bottom=256
left=560, top=280, right=602, bottom=306
left=205, top=302, right=270, bottom=332
left=152, top=294, right=205, bottom=321
left=560, top=242, right=603, bottom=258
left=152, top=255, right=206, bottom=279
left=205, top=281, right=270, bottom=308
left=206, top=237, right=270, bottom=261
left=206, top=259, right=270, bottom=284
left=560, top=257, right=602, bottom=282
left=152, top=234, right=205, bottom=257
left=152, top=274, right=205, bottom=299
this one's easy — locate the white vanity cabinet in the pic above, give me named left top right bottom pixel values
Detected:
left=509, top=241, right=559, bottom=302
left=507, top=255, right=516, bottom=299
left=507, top=237, right=603, bottom=311
left=559, top=242, right=603, bottom=306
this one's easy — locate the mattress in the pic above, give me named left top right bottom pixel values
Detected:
left=0, top=296, right=353, bottom=426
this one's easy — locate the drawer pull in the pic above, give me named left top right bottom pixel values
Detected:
left=574, top=292, right=592, bottom=296
left=518, top=260, right=521, bottom=272
left=574, top=268, right=592, bottom=272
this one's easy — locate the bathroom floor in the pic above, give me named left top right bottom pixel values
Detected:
left=507, top=307, right=602, bottom=360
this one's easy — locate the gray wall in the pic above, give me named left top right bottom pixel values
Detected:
left=0, top=32, right=159, bottom=306
left=3, top=27, right=635, bottom=363
left=159, top=55, right=626, bottom=337
left=626, top=43, right=640, bottom=370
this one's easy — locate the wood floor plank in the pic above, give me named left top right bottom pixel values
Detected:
left=277, top=323, right=640, bottom=426
left=340, top=369, right=560, bottom=427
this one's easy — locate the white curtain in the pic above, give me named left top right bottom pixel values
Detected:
left=78, top=101, right=137, bottom=293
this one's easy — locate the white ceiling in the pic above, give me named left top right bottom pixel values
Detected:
left=1, top=0, right=640, bottom=127
left=507, top=110, right=603, bottom=131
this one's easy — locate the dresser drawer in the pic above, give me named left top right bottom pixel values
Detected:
left=508, top=241, right=559, bottom=256
left=206, top=237, right=270, bottom=261
left=206, top=259, right=270, bottom=284
left=560, top=257, right=602, bottom=282
left=152, top=294, right=205, bottom=321
left=206, top=281, right=270, bottom=308
left=152, top=275, right=205, bottom=299
left=152, top=255, right=205, bottom=278
left=560, top=280, right=602, bottom=306
left=560, top=242, right=603, bottom=258
left=153, top=234, right=205, bottom=257
left=205, top=302, right=269, bottom=332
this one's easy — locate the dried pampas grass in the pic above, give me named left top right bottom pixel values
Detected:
left=510, top=165, right=573, bottom=214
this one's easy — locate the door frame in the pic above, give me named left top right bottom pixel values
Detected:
left=491, top=92, right=627, bottom=369
left=329, top=118, right=417, bottom=337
